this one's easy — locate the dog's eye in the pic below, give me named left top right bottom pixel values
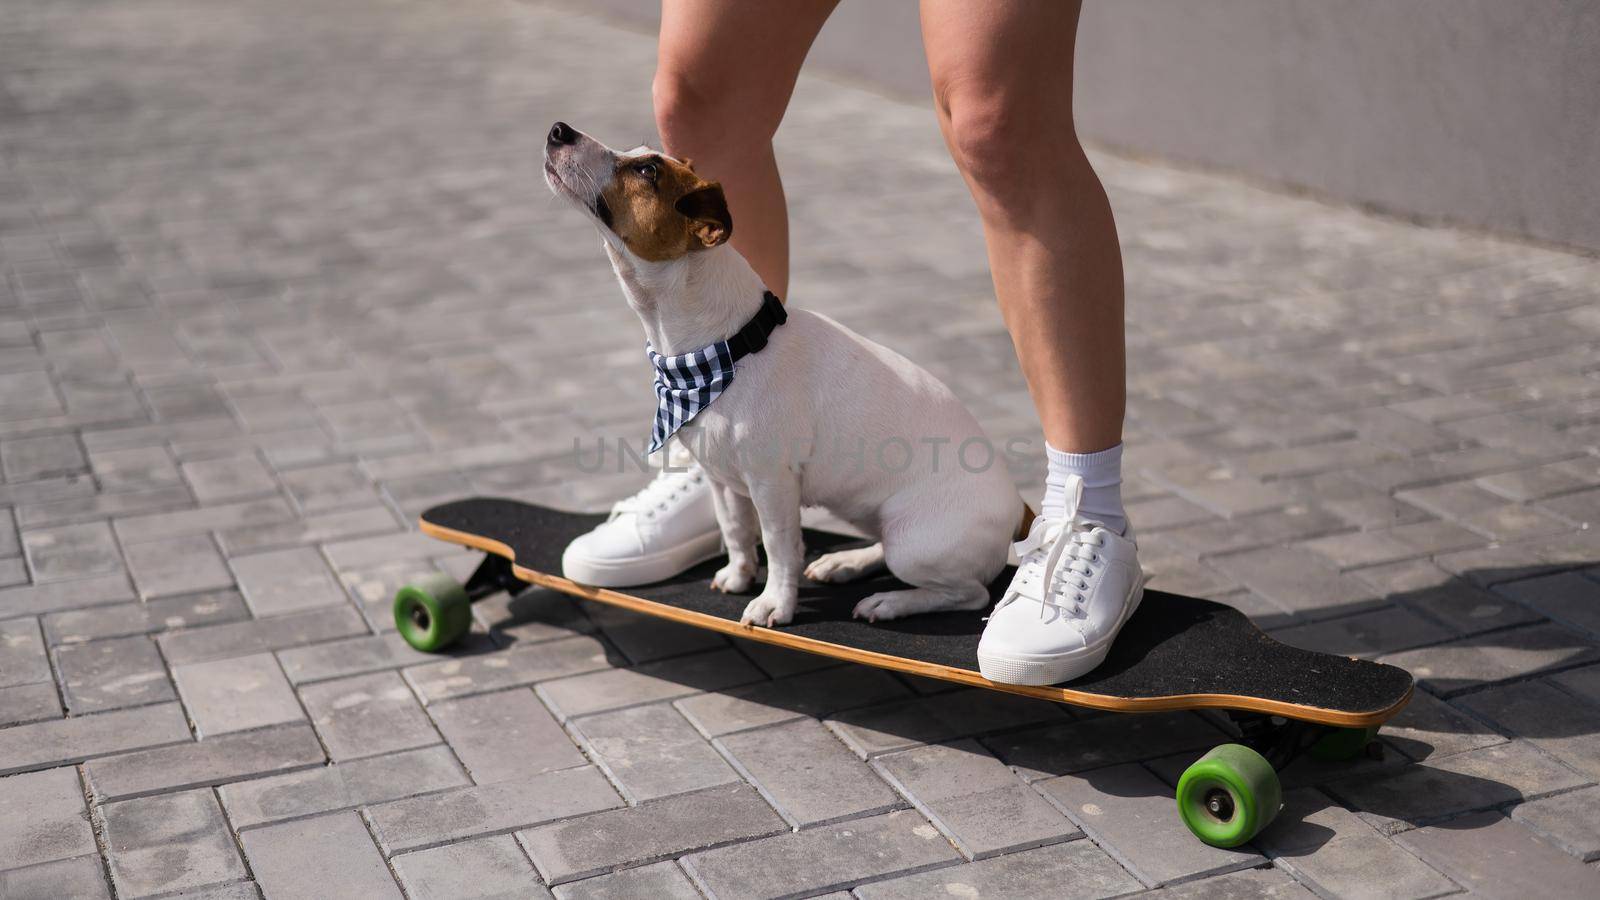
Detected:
left=634, top=162, right=659, bottom=181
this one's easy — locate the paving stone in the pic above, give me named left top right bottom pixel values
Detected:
left=84, top=722, right=326, bottom=801
left=1381, top=688, right=1506, bottom=761
left=0, top=855, right=112, bottom=900
left=1327, top=740, right=1587, bottom=833
left=158, top=604, right=368, bottom=665
left=984, top=711, right=1222, bottom=781
left=1270, top=604, right=1452, bottom=658
left=681, top=809, right=961, bottom=899
left=1497, top=570, right=1600, bottom=638
left=1208, top=546, right=1379, bottom=617
left=180, top=454, right=277, bottom=502
left=1395, top=811, right=1600, bottom=898
left=1551, top=663, right=1600, bottom=703
left=0, top=571, right=137, bottom=617
left=716, top=718, right=902, bottom=828
left=241, top=811, right=402, bottom=900
left=549, top=861, right=699, bottom=900
left=227, top=546, right=347, bottom=618
left=734, top=640, right=842, bottom=678
left=101, top=788, right=247, bottom=898
left=582, top=603, right=728, bottom=663
left=1037, top=763, right=1258, bottom=885
left=217, top=505, right=399, bottom=556
left=323, top=529, right=457, bottom=571
left=537, top=647, right=765, bottom=720
left=827, top=687, right=1071, bottom=759
left=113, top=497, right=297, bottom=544
left=43, top=589, right=248, bottom=644
left=675, top=665, right=909, bottom=738
left=874, top=738, right=1075, bottom=859
left=2, top=434, right=86, bottom=481
left=367, top=766, right=622, bottom=855
left=299, top=670, right=437, bottom=760
left=55, top=634, right=175, bottom=712
left=173, top=652, right=304, bottom=736
left=1510, top=784, right=1600, bottom=861
left=573, top=702, right=739, bottom=802
left=0, top=615, right=50, bottom=688
left=467, top=584, right=595, bottom=645
left=14, top=485, right=196, bottom=531
left=1138, top=865, right=1315, bottom=899
left=1258, top=789, right=1456, bottom=899
left=0, top=767, right=96, bottom=869
left=88, top=446, right=183, bottom=493
left=0, top=681, right=62, bottom=726
left=519, top=783, right=787, bottom=885
left=853, top=839, right=1142, bottom=899
left=123, top=533, right=234, bottom=598
left=393, top=834, right=551, bottom=900
left=219, top=744, right=468, bottom=828
left=0, top=703, right=191, bottom=776
left=280, top=462, right=376, bottom=513
left=1456, top=679, right=1600, bottom=779
left=403, top=635, right=613, bottom=703
left=21, top=521, right=123, bottom=583
left=1380, top=622, right=1600, bottom=696
left=427, top=687, right=585, bottom=783
left=275, top=630, right=438, bottom=684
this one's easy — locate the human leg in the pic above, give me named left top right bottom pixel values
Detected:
left=654, top=0, right=839, bottom=296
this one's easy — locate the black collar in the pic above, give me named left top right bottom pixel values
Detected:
left=724, top=291, right=787, bottom=360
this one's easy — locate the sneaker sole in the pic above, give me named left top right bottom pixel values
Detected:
left=977, top=580, right=1145, bottom=686
left=560, top=530, right=724, bottom=588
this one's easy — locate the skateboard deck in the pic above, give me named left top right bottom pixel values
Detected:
left=414, top=497, right=1412, bottom=728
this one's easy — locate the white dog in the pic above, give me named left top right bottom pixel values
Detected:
left=544, top=122, right=1026, bottom=628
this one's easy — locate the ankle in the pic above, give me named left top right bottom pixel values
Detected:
left=1042, top=441, right=1127, bottom=535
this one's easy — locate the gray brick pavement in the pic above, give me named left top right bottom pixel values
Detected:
left=0, top=0, right=1598, bottom=895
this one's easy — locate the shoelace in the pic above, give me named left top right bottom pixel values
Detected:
left=992, top=474, right=1105, bottom=624
left=610, top=467, right=704, bottom=522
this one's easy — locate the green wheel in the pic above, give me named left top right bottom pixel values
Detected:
left=1308, top=725, right=1380, bottom=762
left=394, top=573, right=472, bottom=653
left=1176, top=744, right=1282, bottom=848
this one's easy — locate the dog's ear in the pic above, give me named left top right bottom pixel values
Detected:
left=675, top=183, right=732, bottom=248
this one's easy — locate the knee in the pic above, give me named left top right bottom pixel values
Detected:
left=938, top=87, right=1083, bottom=209
left=653, top=66, right=775, bottom=154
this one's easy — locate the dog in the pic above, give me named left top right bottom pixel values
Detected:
left=544, top=122, right=1026, bottom=627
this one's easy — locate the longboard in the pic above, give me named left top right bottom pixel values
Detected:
left=399, top=497, right=1413, bottom=848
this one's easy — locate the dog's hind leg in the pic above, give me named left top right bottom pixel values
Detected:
left=852, top=581, right=988, bottom=622
left=805, top=543, right=886, bottom=584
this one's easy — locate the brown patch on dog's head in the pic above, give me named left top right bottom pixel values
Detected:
left=599, top=152, right=732, bottom=262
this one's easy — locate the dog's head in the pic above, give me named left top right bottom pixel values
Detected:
left=544, top=122, right=731, bottom=262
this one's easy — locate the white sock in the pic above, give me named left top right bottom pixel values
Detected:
left=1043, top=441, right=1127, bottom=535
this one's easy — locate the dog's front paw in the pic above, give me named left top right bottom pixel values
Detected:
left=739, top=592, right=795, bottom=628
left=711, top=560, right=756, bottom=593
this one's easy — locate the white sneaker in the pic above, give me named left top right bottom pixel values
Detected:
left=561, top=461, right=723, bottom=587
left=978, top=474, right=1143, bottom=686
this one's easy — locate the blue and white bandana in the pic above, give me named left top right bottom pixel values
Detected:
left=647, top=291, right=786, bottom=454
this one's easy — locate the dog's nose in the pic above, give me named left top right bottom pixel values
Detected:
left=548, top=122, right=577, bottom=146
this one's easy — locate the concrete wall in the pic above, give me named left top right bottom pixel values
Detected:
left=582, top=0, right=1600, bottom=253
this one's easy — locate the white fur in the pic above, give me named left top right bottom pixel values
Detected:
left=546, top=127, right=1023, bottom=627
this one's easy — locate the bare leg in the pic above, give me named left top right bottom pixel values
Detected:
left=655, top=0, right=839, bottom=297
left=919, top=0, right=1124, bottom=454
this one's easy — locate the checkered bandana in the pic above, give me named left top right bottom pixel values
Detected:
left=647, top=291, right=786, bottom=454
